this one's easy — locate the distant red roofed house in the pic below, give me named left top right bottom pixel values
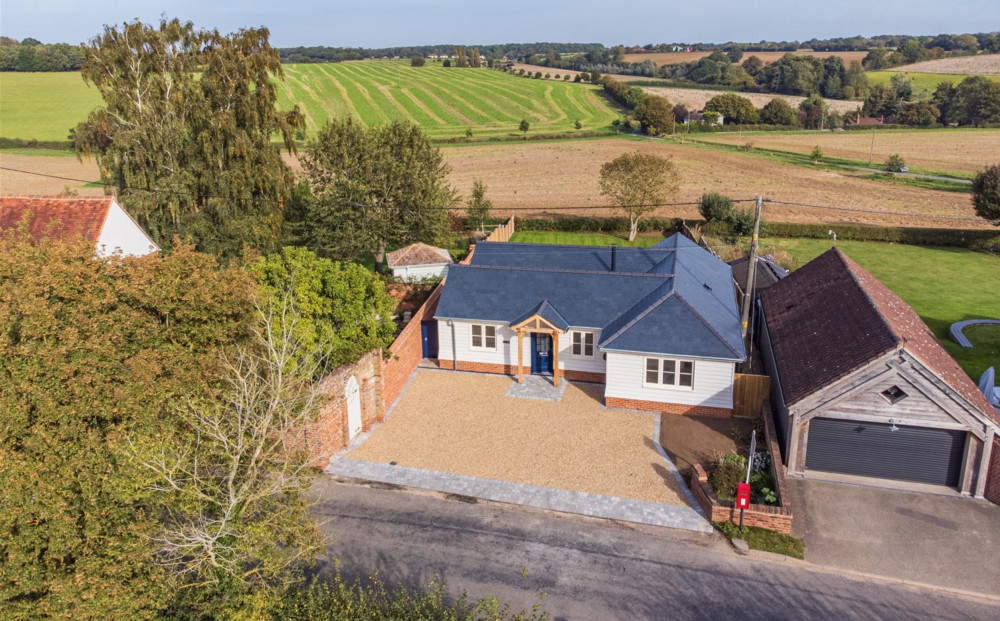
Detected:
left=0, top=196, right=158, bottom=257
left=849, top=113, right=885, bottom=126
left=758, top=248, right=1000, bottom=500
left=385, top=242, right=453, bottom=282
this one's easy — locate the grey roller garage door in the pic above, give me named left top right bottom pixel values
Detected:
left=806, top=418, right=965, bottom=487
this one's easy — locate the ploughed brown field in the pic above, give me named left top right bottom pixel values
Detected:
left=2, top=136, right=987, bottom=229
left=887, top=54, right=1000, bottom=76
left=639, top=86, right=861, bottom=115
left=623, top=50, right=869, bottom=67
left=691, top=129, right=1000, bottom=176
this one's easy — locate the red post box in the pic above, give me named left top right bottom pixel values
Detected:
left=736, top=482, right=751, bottom=509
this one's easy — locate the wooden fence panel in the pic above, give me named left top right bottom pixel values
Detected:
left=733, top=373, right=770, bottom=418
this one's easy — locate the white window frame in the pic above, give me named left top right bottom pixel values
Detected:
left=571, top=330, right=595, bottom=358
left=642, top=357, right=695, bottom=390
left=470, top=323, right=498, bottom=351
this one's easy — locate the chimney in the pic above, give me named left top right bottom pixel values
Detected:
left=610, top=244, right=617, bottom=272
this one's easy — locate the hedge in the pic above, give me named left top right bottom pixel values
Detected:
left=511, top=216, right=999, bottom=250
left=0, top=137, right=75, bottom=150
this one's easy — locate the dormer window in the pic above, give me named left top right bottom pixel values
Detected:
left=881, top=385, right=908, bottom=404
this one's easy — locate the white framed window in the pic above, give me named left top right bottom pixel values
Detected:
left=571, top=331, right=595, bottom=357
left=643, top=357, right=694, bottom=389
left=470, top=324, right=497, bottom=350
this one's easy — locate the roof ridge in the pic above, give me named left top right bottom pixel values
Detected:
left=452, top=263, right=671, bottom=278
left=598, top=280, right=676, bottom=347
left=831, top=248, right=904, bottom=348
left=673, top=290, right=744, bottom=358
left=674, top=252, right=740, bottom=320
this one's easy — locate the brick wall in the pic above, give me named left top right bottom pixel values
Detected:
left=304, top=350, right=382, bottom=466
left=690, top=464, right=794, bottom=534
left=687, top=401, right=795, bottom=535
left=605, top=396, right=731, bottom=418
left=438, top=359, right=527, bottom=377
left=382, top=284, right=441, bottom=411
left=563, top=370, right=605, bottom=384
left=986, top=437, right=1000, bottom=506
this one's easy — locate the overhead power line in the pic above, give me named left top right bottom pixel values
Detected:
left=0, top=165, right=986, bottom=223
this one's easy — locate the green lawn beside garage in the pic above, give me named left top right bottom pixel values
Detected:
left=509, top=231, right=1000, bottom=381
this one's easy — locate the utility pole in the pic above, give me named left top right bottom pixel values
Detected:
left=868, top=126, right=876, bottom=166
left=740, top=196, right=763, bottom=339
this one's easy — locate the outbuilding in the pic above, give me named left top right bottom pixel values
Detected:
left=758, top=248, right=999, bottom=497
left=386, top=243, right=453, bottom=282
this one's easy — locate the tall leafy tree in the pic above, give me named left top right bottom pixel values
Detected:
left=971, top=163, right=1000, bottom=226
left=599, top=151, right=679, bottom=241
left=0, top=238, right=255, bottom=619
left=75, top=18, right=303, bottom=257
left=300, top=119, right=455, bottom=270
left=704, top=93, right=760, bottom=125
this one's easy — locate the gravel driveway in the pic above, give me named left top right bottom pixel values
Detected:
left=347, top=370, right=688, bottom=506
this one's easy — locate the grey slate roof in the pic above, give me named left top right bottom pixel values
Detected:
left=434, top=234, right=746, bottom=361
left=511, top=299, right=570, bottom=331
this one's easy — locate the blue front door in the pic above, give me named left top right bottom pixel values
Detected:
left=530, top=333, right=553, bottom=374
left=421, top=320, right=438, bottom=358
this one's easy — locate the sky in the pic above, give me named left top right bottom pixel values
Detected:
left=3, top=0, right=998, bottom=48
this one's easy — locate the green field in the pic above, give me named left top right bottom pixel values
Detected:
left=0, top=72, right=103, bottom=141
left=0, top=61, right=620, bottom=141
left=867, top=70, right=1000, bottom=99
left=275, top=61, right=618, bottom=139
left=511, top=231, right=1000, bottom=380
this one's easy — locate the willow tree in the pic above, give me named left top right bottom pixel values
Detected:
left=300, top=119, right=455, bottom=271
left=75, top=19, right=303, bottom=256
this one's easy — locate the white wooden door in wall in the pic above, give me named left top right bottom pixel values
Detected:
left=346, top=376, right=362, bottom=440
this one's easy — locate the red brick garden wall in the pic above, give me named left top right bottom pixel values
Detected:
left=687, top=401, right=794, bottom=534
left=304, top=350, right=382, bottom=466
left=605, top=397, right=731, bottom=418
left=382, top=284, right=441, bottom=412
left=985, top=437, right=1000, bottom=506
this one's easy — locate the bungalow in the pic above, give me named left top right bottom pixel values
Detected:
left=758, top=248, right=999, bottom=497
left=432, top=234, right=747, bottom=415
left=0, top=196, right=158, bottom=257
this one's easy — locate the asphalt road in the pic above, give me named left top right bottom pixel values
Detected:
left=311, top=478, right=999, bottom=621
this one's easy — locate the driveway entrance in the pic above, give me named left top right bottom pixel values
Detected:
left=786, top=477, right=1000, bottom=595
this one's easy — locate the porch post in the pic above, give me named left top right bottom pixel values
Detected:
left=553, top=331, right=560, bottom=387
left=517, top=329, right=524, bottom=384
left=974, top=429, right=994, bottom=498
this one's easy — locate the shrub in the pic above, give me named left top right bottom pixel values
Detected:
left=409, top=56, right=425, bottom=67
left=885, top=153, right=907, bottom=172
left=699, top=192, right=734, bottom=222
left=710, top=455, right=746, bottom=501
left=810, top=145, right=823, bottom=162
left=726, top=208, right=758, bottom=237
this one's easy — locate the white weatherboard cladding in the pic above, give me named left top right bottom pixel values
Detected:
left=438, top=321, right=605, bottom=374
left=392, top=263, right=449, bottom=283
left=604, top=352, right=735, bottom=408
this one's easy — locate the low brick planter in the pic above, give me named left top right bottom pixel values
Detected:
left=688, top=401, right=794, bottom=535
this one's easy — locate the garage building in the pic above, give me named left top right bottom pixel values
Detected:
left=758, top=248, right=999, bottom=497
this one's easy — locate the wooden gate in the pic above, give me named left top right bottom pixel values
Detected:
left=732, top=373, right=771, bottom=419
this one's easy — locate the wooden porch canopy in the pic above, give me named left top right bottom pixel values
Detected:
left=510, top=310, right=566, bottom=386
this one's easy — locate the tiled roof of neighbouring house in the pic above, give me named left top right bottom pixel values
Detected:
left=386, top=243, right=453, bottom=268
left=730, top=255, right=789, bottom=292
left=759, top=248, right=998, bottom=423
left=0, top=196, right=113, bottom=243
left=435, top=234, right=746, bottom=361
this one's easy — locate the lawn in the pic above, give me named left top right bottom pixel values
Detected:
left=867, top=71, right=1000, bottom=99
left=755, top=238, right=1000, bottom=381
left=506, top=231, right=1000, bottom=380
left=509, top=231, right=664, bottom=247
left=714, top=521, right=805, bottom=559
left=1, top=61, right=620, bottom=142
